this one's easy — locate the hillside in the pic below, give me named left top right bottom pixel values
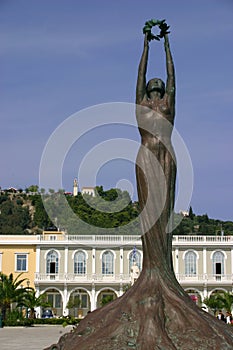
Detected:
left=0, top=187, right=233, bottom=235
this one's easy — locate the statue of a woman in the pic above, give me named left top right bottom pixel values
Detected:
left=136, top=30, right=176, bottom=271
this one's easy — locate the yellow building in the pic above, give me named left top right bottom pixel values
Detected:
left=0, top=235, right=37, bottom=288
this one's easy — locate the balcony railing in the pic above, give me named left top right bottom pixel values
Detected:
left=172, top=235, right=233, bottom=244
left=0, top=234, right=232, bottom=246
left=176, top=274, right=233, bottom=283
left=37, top=234, right=233, bottom=245
left=37, top=234, right=142, bottom=245
left=35, top=273, right=131, bottom=283
left=35, top=272, right=233, bottom=285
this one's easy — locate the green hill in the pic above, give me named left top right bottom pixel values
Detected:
left=0, top=187, right=233, bottom=235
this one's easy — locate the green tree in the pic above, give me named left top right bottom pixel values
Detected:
left=26, top=185, right=39, bottom=193
left=32, top=194, right=52, bottom=229
left=66, top=295, right=81, bottom=317
left=0, top=273, right=28, bottom=320
left=101, top=295, right=114, bottom=306
left=216, top=292, right=233, bottom=313
left=203, top=293, right=224, bottom=315
left=188, top=206, right=194, bottom=220
left=0, top=198, right=30, bottom=234
left=18, top=289, right=50, bottom=319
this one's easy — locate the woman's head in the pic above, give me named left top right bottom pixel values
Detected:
left=146, top=78, right=165, bottom=97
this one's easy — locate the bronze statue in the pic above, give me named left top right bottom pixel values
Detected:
left=135, top=26, right=176, bottom=273
left=45, top=20, right=233, bottom=350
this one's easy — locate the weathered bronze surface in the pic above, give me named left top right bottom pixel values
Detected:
left=45, top=21, right=233, bottom=350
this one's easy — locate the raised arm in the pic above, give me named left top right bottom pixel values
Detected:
left=164, top=34, right=175, bottom=115
left=136, top=34, right=149, bottom=104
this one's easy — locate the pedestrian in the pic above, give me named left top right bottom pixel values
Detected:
left=225, top=311, right=232, bottom=324
left=217, top=310, right=225, bottom=322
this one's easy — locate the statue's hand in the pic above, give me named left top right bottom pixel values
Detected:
left=158, top=22, right=170, bottom=38
left=142, top=19, right=170, bottom=42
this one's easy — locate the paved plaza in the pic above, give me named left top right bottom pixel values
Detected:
left=0, top=325, right=74, bottom=350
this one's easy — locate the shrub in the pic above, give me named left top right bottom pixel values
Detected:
left=33, top=317, right=80, bottom=326
left=4, top=318, right=34, bottom=327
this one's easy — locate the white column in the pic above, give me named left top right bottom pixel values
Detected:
left=63, top=286, right=68, bottom=316
left=36, top=247, right=40, bottom=273
left=202, top=284, right=208, bottom=311
left=203, top=248, right=207, bottom=274
left=175, top=248, right=179, bottom=274
left=203, top=286, right=208, bottom=299
left=92, top=248, right=96, bottom=274
left=35, top=286, right=41, bottom=318
left=91, top=283, right=96, bottom=311
left=64, top=246, right=68, bottom=274
left=120, top=248, right=123, bottom=274
left=119, top=284, right=123, bottom=297
left=35, top=286, right=40, bottom=296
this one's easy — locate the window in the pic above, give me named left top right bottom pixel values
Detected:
left=102, top=251, right=114, bottom=275
left=185, top=251, right=197, bottom=276
left=81, top=294, right=88, bottom=308
left=47, top=292, right=61, bottom=308
left=213, top=251, right=224, bottom=275
left=70, top=291, right=89, bottom=309
left=47, top=294, right=54, bottom=306
left=74, top=251, right=86, bottom=274
left=129, top=250, right=141, bottom=272
left=55, top=294, right=61, bottom=308
left=46, top=250, right=59, bottom=274
left=16, top=254, right=27, bottom=272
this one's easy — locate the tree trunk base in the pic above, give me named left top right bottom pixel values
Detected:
left=44, top=269, right=233, bottom=350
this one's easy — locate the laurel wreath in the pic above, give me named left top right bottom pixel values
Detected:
left=142, top=19, right=170, bottom=41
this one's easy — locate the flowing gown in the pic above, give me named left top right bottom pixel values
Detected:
left=135, top=102, right=176, bottom=270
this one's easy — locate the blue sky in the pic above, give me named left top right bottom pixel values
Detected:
left=1, top=0, right=233, bottom=221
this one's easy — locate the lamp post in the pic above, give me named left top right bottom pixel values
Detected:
left=20, top=284, right=24, bottom=318
left=26, top=280, right=30, bottom=318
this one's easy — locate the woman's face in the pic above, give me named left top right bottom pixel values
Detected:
left=147, top=78, right=165, bottom=95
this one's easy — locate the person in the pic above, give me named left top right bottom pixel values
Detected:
left=217, top=310, right=225, bottom=322
left=225, top=311, right=232, bottom=324
left=135, top=26, right=176, bottom=269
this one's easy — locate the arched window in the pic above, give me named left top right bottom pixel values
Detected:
left=46, top=250, right=59, bottom=274
left=213, top=251, right=224, bottom=275
left=129, top=250, right=141, bottom=272
left=102, top=251, right=114, bottom=275
left=74, top=251, right=86, bottom=275
left=185, top=251, right=197, bottom=276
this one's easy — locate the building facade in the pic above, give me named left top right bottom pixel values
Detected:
left=1, top=233, right=233, bottom=317
left=0, top=235, right=36, bottom=289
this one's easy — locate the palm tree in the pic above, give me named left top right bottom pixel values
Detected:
left=216, top=292, right=233, bottom=313
left=101, top=295, right=114, bottom=306
left=18, top=289, right=50, bottom=319
left=204, top=292, right=233, bottom=316
left=0, top=272, right=28, bottom=320
left=203, top=293, right=224, bottom=315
